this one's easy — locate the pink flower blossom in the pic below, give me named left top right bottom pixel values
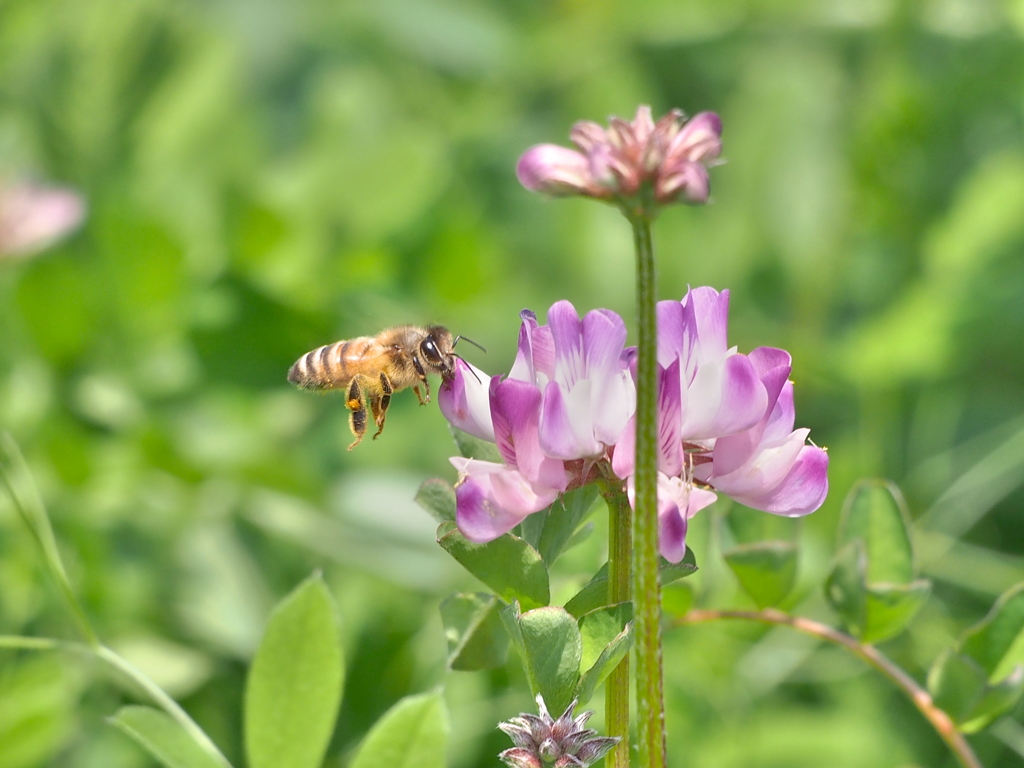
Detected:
left=440, top=289, right=828, bottom=559
left=0, top=181, right=85, bottom=258
left=517, top=106, right=723, bottom=210
left=439, top=301, right=634, bottom=542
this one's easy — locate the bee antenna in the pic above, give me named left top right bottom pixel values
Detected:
left=453, top=335, right=486, bottom=354
left=453, top=355, right=483, bottom=384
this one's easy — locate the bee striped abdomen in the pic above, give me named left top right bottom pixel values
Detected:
left=288, top=339, right=365, bottom=390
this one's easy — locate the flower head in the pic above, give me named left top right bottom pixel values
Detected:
left=440, top=289, right=828, bottom=559
left=439, top=301, right=634, bottom=542
left=517, top=106, right=722, bottom=212
left=498, top=695, right=619, bottom=768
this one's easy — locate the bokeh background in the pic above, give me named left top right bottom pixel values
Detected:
left=3, top=0, right=1024, bottom=766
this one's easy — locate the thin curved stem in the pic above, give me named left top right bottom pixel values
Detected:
left=677, top=609, right=983, bottom=768
left=0, top=635, right=233, bottom=768
left=630, top=214, right=666, bottom=768
left=1, top=434, right=100, bottom=648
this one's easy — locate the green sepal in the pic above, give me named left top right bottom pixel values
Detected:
left=109, top=706, right=228, bottom=768
left=574, top=603, right=632, bottom=706
left=439, top=592, right=509, bottom=670
left=501, top=603, right=581, bottom=716
left=437, top=523, right=549, bottom=609
left=415, top=478, right=456, bottom=524
left=723, top=540, right=798, bottom=609
left=243, top=573, right=343, bottom=768
left=349, top=690, right=449, bottom=768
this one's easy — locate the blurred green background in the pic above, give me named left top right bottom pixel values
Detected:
left=2, top=0, right=1024, bottom=765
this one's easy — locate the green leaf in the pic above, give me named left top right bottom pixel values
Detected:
left=564, top=552, right=696, bottom=619
left=723, top=541, right=798, bottom=609
left=437, top=523, right=549, bottom=609
left=960, top=583, right=1024, bottom=680
left=827, top=483, right=931, bottom=642
left=826, top=541, right=930, bottom=643
left=415, top=478, right=456, bottom=524
left=537, top=486, right=600, bottom=564
left=860, top=580, right=931, bottom=644
left=928, top=649, right=989, bottom=724
left=662, top=549, right=699, bottom=584
left=575, top=604, right=632, bottom=706
left=244, top=573, right=343, bottom=768
left=578, top=603, right=633, bottom=674
left=439, top=592, right=509, bottom=670
left=449, top=425, right=502, bottom=462
left=960, top=666, right=1024, bottom=733
left=349, top=690, right=449, bottom=768
left=825, top=541, right=868, bottom=636
left=838, top=479, right=915, bottom=584
left=502, top=604, right=581, bottom=716
left=110, top=706, right=227, bottom=768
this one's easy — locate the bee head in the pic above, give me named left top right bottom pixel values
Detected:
left=421, top=325, right=457, bottom=378
left=421, top=325, right=486, bottom=382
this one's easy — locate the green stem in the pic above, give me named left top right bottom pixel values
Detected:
left=602, top=483, right=632, bottom=768
left=630, top=214, right=667, bottom=768
left=97, top=646, right=235, bottom=768
left=0, top=433, right=100, bottom=648
left=677, top=609, right=983, bottom=768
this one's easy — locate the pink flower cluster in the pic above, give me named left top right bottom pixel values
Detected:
left=516, top=106, right=723, bottom=207
left=439, top=288, right=828, bottom=562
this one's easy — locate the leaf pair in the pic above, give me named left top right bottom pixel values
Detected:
left=825, top=480, right=931, bottom=643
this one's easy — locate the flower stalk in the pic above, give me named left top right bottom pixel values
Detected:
left=601, top=482, right=632, bottom=768
left=629, top=214, right=668, bottom=768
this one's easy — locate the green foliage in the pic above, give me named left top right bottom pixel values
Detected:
left=502, top=604, right=582, bottom=716
left=565, top=551, right=697, bottom=619
left=723, top=541, right=798, bottom=610
left=110, top=707, right=227, bottom=768
left=929, top=584, right=1024, bottom=733
left=244, top=574, right=343, bottom=768
left=4, top=0, right=1024, bottom=765
left=825, top=480, right=931, bottom=643
left=439, top=592, right=509, bottom=671
left=575, top=603, right=632, bottom=705
left=348, top=690, right=449, bottom=768
left=437, top=522, right=550, bottom=610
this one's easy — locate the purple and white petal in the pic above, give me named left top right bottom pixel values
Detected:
left=703, top=428, right=810, bottom=497
left=438, top=359, right=496, bottom=441
left=721, top=444, right=829, bottom=517
left=679, top=352, right=767, bottom=440
left=492, top=378, right=569, bottom=492
left=452, top=459, right=559, bottom=542
left=548, top=301, right=585, bottom=389
left=539, top=379, right=601, bottom=459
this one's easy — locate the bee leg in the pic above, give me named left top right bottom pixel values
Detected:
left=345, top=377, right=369, bottom=450
left=371, top=372, right=393, bottom=440
left=412, top=379, right=430, bottom=406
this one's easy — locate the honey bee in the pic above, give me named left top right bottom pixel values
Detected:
left=288, top=325, right=481, bottom=450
